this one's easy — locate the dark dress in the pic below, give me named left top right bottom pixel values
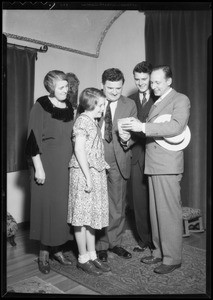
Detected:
left=26, top=96, right=74, bottom=246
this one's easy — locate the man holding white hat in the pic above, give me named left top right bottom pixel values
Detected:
left=120, top=65, right=191, bottom=274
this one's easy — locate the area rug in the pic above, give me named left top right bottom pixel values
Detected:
left=50, top=229, right=206, bottom=295
left=7, top=276, right=64, bottom=294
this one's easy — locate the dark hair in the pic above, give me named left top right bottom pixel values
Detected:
left=66, top=72, right=80, bottom=93
left=78, top=88, right=105, bottom=112
left=44, top=70, right=67, bottom=96
left=133, top=61, right=153, bottom=75
left=152, top=65, right=173, bottom=79
left=102, top=68, right=125, bottom=85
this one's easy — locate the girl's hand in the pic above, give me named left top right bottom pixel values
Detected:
left=85, top=177, right=92, bottom=193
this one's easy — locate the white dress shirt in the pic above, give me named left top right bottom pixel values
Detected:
left=139, top=90, right=150, bottom=104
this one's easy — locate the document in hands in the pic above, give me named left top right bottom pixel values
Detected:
left=117, top=118, right=133, bottom=134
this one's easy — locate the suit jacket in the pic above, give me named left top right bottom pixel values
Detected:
left=128, top=90, right=156, bottom=167
left=144, top=89, right=191, bottom=175
left=100, top=95, right=137, bottom=179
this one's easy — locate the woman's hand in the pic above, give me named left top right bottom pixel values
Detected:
left=85, top=176, right=92, bottom=193
left=35, top=168, right=46, bottom=185
left=32, top=154, right=45, bottom=185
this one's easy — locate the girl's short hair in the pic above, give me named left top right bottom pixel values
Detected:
left=44, top=70, right=67, bottom=95
left=79, top=88, right=105, bottom=111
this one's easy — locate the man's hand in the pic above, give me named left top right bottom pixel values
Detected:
left=119, top=131, right=131, bottom=142
left=121, top=117, right=144, bottom=133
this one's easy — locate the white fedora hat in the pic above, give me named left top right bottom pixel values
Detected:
left=153, top=114, right=191, bottom=151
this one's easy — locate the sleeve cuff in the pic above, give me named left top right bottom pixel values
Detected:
left=142, top=123, right=146, bottom=133
left=25, top=130, right=40, bottom=157
left=120, top=139, right=129, bottom=147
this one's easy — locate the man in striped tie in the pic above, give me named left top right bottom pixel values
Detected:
left=96, top=68, right=137, bottom=262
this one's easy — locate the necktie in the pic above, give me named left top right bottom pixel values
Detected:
left=141, top=92, right=147, bottom=107
left=104, top=101, right=113, bottom=143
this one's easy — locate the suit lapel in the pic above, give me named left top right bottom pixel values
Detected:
left=134, top=92, right=141, bottom=112
left=147, top=89, right=176, bottom=122
left=113, top=96, right=127, bottom=128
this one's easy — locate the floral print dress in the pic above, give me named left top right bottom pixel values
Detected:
left=67, top=113, right=109, bottom=229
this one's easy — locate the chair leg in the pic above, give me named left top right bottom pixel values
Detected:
left=183, top=220, right=190, bottom=237
left=199, top=217, right=204, bottom=231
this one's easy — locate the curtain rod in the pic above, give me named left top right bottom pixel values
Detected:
left=7, top=42, right=48, bottom=53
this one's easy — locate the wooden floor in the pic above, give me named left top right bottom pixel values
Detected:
left=5, top=221, right=206, bottom=295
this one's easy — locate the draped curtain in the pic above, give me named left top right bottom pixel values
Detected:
left=7, top=45, right=37, bottom=172
left=145, top=10, right=212, bottom=227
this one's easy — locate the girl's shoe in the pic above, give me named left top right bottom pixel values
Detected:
left=77, top=260, right=103, bottom=276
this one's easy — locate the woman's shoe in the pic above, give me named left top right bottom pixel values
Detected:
left=91, top=258, right=111, bottom=272
left=52, top=252, right=72, bottom=266
left=38, top=259, right=50, bottom=274
left=38, top=250, right=50, bottom=274
left=77, top=260, right=103, bottom=276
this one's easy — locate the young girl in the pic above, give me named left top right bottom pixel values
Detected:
left=67, top=88, right=111, bottom=276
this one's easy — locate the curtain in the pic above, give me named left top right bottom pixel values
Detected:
left=7, top=45, right=37, bottom=172
left=145, top=10, right=211, bottom=227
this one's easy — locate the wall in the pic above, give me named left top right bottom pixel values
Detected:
left=5, top=10, right=145, bottom=223
left=6, top=47, right=98, bottom=223
left=97, top=11, right=145, bottom=96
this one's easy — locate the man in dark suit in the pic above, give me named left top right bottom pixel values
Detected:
left=121, top=65, right=191, bottom=274
left=96, top=68, right=137, bottom=262
left=128, top=61, right=156, bottom=253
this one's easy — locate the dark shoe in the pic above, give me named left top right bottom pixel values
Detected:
left=77, top=260, right=103, bottom=276
left=52, top=252, right=72, bottom=266
left=97, top=250, right=108, bottom=262
left=110, top=246, right=132, bottom=259
left=154, top=263, right=181, bottom=274
left=38, top=250, right=50, bottom=274
left=38, top=259, right=50, bottom=274
left=141, top=255, right=162, bottom=264
left=91, top=258, right=111, bottom=272
left=133, top=245, right=147, bottom=252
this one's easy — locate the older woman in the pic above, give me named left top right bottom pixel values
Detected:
left=26, top=70, right=74, bottom=274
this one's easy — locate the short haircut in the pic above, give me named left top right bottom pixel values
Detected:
left=102, top=68, right=125, bottom=85
left=133, top=61, right=153, bottom=75
left=79, top=87, right=105, bottom=111
left=44, top=70, right=67, bottom=95
left=152, top=65, right=173, bottom=79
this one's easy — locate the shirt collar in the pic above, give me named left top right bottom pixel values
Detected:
left=155, top=88, right=172, bottom=105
